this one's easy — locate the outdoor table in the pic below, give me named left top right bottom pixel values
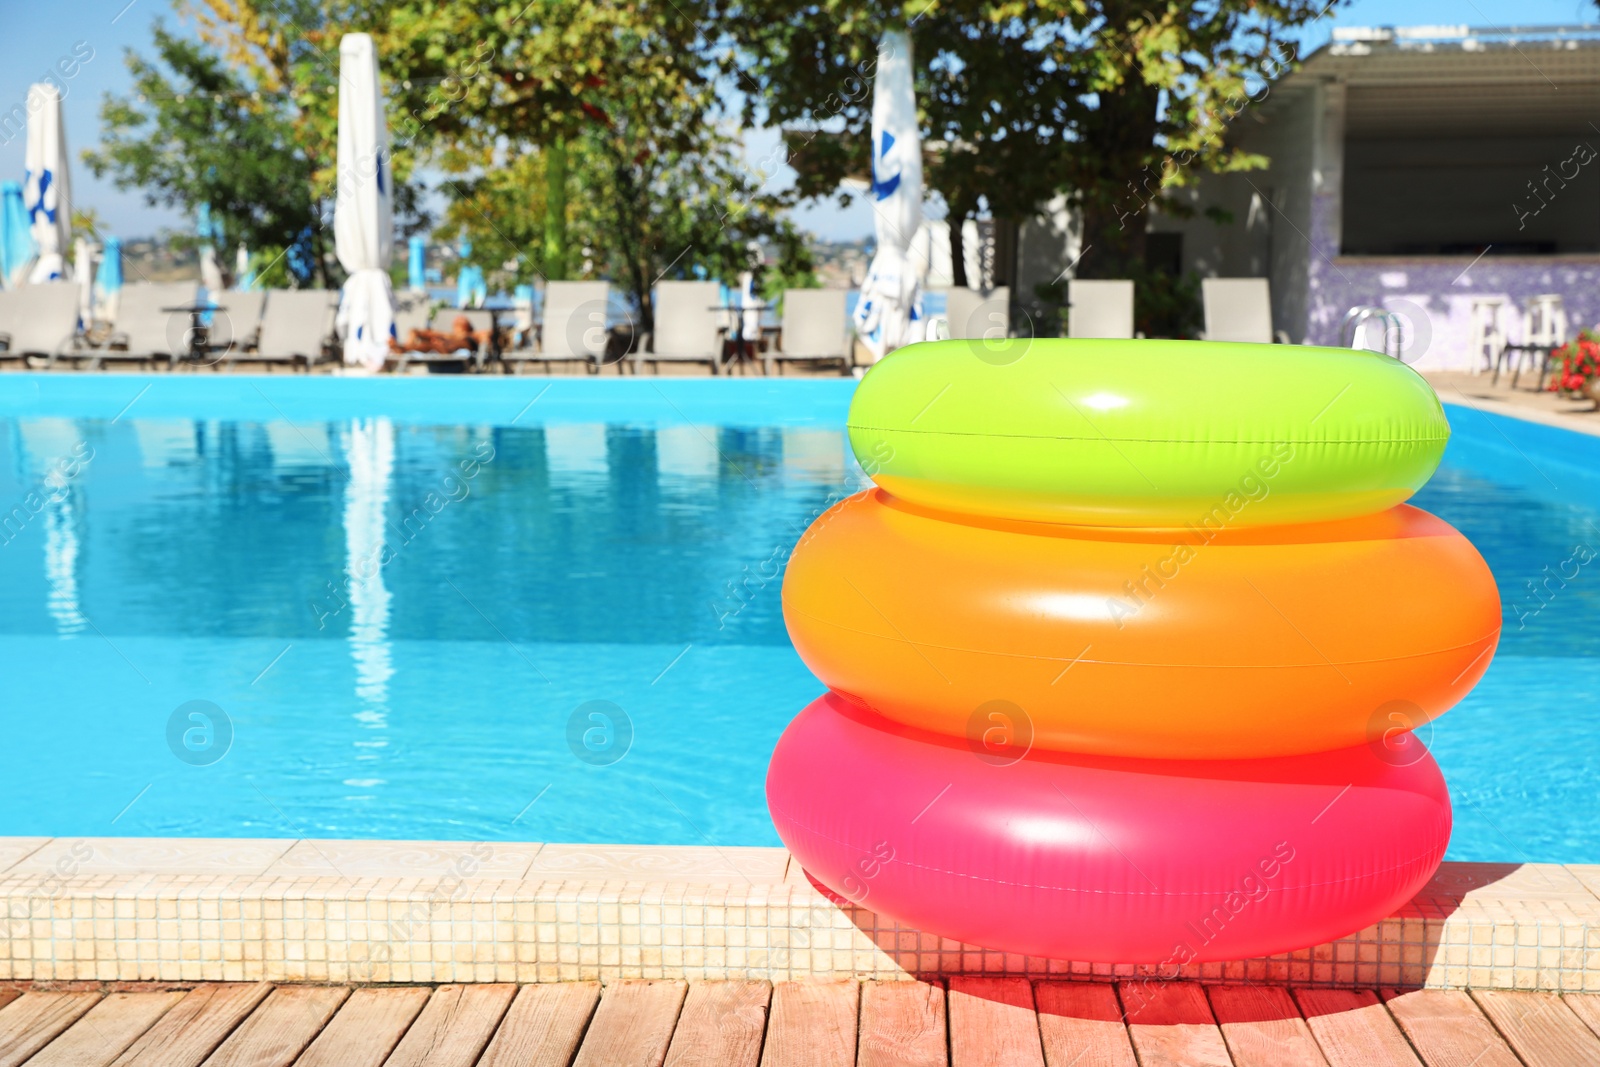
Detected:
left=161, top=303, right=222, bottom=363
left=710, top=303, right=773, bottom=371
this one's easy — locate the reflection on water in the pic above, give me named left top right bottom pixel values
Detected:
left=0, top=418, right=857, bottom=648
left=343, top=418, right=394, bottom=797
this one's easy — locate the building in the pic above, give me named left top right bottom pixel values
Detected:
left=1149, top=24, right=1600, bottom=367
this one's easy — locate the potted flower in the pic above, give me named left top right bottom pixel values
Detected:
left=1548, top=329, right=1600, bottom=406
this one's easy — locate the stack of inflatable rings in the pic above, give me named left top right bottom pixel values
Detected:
left=768, top=339, right=1501, bottom=964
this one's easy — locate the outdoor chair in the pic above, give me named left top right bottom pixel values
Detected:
left=201, top=290, right=266, bottom=364
left=502, top=281, right=613, bottom=375
left=1468, top=297, right=1507, bottom=376
left=1201, top=278, right=1289, bottom=344
left=943, top=287, right=1010, bottom=342
left=638, top=280, right=724, bottom=375
left=1496, top=294, right=1567, bottom=389
left=75, top=281, right=199, bottom=370
left=1067, top=279, right=1135, bottom=339
left=223, top=289, right=337, bottom=373
left=766, top=289, right=851, bottom=376
left=0, top=284, right=82, bottom=368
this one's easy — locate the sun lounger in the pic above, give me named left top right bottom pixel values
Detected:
left=82, top=281, right=198, bottom=370
left=766, top=289, right=851, bottom=375
left=222, top=289, right=337, bottom=372
left=1067, top=279, right=1135, bottom=339
left=202, top=290, right=266, bottom=364
left=392, top=294, right=431, bottom=341
left=943, top=286, right=1011, bottom=341
left=391, top=306, right=493, bottom=373
left=639, top=280, right=724, bottom=375
left=501, top=281, right=614, bottom=374
left=1202, top=278, right=1289, bottom=344
left=0, top=284, right=81, bottom=368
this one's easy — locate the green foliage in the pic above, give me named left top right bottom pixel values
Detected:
left=718, top=0, right=1330, bottom=277
left=371, top=0, right=809, bottom=330
left=84, top=4, right=427, bottom=287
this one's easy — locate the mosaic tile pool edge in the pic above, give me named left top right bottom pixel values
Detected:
left=0, top=839, right=1595, bottom=991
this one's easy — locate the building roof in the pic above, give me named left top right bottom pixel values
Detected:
left=1285, top=25, right=1600, bottom=137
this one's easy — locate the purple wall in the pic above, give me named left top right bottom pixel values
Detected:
left=1305, top=195, right=1600, bottom=370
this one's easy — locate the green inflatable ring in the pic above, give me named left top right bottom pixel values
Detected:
left=848, top=339, right=1450, bottom=528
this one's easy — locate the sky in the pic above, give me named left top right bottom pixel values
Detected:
left=0, top=0, right=1593, bottom=244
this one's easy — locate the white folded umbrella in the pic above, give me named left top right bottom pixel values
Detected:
left=851, top=30, right=924, bottom=361
left=333, top=33, right=396, bottom=371
left=74, top=237, right=95, bottom=324
left=24, top=83, right=72, bottom=284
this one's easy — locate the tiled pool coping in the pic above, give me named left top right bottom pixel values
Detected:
left=2, top=838, right=1597, bottom=992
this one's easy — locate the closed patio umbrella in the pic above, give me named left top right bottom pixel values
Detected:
left=23, top=83, right=72, bottom=284
left=96, top=235, right=122, bottom=321
left=73, top=237, right=96, bottom=324
left=408, top=236, right=426, bottom=293
left=0, top=182, right=33, bottom=289
left=197, top=203, right=225, bottom=294
left=235, top=243, right=254, bottom=291
left=333, top=33, right=396, bottom=371
left=851, top=30, right=923, bottom=361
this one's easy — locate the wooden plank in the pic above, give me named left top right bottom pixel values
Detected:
left=947, top=978, right=1043, bottom=1067
left=1294, top=989, right=1421, bottom=1067
left=200, top=986, right=350, bottom=1067
left=111, top=984, right=275, bottom=1067
left=0, top=992, right=102, bottom=1067
left=1034, top=983, right=1137, bottom=1067
left=382, top=985, right=516, bottom=1067
left=1470, top=990, right=1600, bottom=1067
left=1209, top=985, right=1328, bottom=1067
left=1117, top=982, right=1231, bottom=1067
left=19, top=992, right=185, bottom=1067
left=0, top=994, right=18, bottom=1015
left=1380, top=989, right=1521, bottom=1067
left=858, top=981, right=947, bottom=1067
left=759, top=980, right=858, bottom=1067
left=477, top=983, right=601, bottom=1067
left=1564, top=992, right=1600, bottom=1040
left=294, top=988, right=432, bottom=1067
left=664, top=981, right=771, bottom=1067
left=571, top=980, right=687, bottom=1067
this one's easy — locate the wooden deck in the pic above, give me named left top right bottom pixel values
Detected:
left=0, top=978, right=1597, bottom=1067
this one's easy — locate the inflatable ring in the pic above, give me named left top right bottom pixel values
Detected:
left=784, top=490, right=1500, bottom=760
left=768, top=693, right=1451, bottom=964
left=849, top=339, right=1449, bottom=528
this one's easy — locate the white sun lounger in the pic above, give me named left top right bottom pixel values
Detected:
left=224, top=289, right=337, bottom=372
left=0, top=284, right=81, bottom=367
left=82, top=281, right=199, bottom=370
left=1067, top=279, right=1135, bottom=339
left=766, top=289, right=851, bottom=375
left=640, top=280, right=724, bottom=375
left=943, top=286, right=1011, bottom=341
left=1202, top=278, right=1289, bottom=344
left=501, top=281, right=615, bottom=374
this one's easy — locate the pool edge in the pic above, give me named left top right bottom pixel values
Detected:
left=1, top=837, right=1595, bottom=991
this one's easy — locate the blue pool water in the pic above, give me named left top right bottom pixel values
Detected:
left=0, top=376, right=1596, bottom=862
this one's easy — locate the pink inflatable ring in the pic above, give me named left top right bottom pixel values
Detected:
left=767, top=694, right=1450, bottom=964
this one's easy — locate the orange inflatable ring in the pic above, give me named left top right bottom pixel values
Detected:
left=783, top=490, right=1501, bottom=760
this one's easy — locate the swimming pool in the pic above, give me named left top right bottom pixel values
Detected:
left=0, top=375, right=1595, bottom=862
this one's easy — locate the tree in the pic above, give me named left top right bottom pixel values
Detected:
left=368, top=0, right=723, bottom=281
left=727, top=2, right=1079, bottom=289
left=373, top=0, right=811, bottom=332
left=85, top=3, right=425, bottom=287
left=720, top=0, right=1323, bottom=288
left=442, top=100, right=815, bottom=336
